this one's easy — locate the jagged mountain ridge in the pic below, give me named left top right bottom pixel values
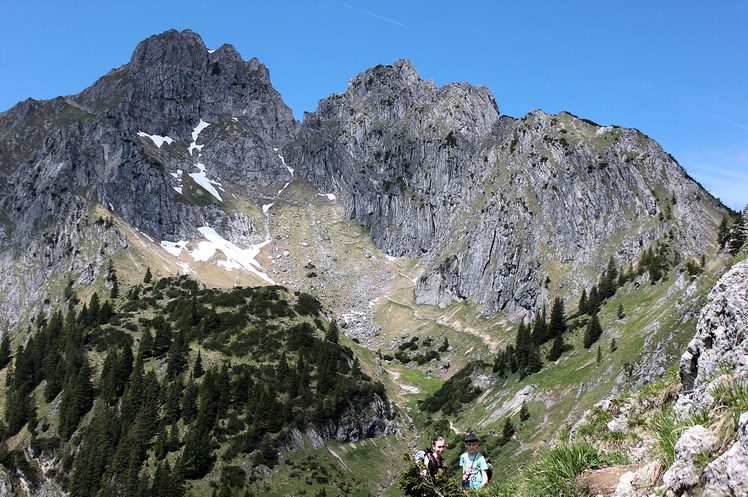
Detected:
left=0, top=29, right=726, bottom=331
left=0, top=30, right=297, bottom=330
left=0, top=28, right=740, bottom=497
left=285, top=59, right=725, bottom=319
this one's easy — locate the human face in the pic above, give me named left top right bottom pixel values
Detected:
left=465, top=441, right=479, bottom=455
left=433, top=440, right=446, bottom=457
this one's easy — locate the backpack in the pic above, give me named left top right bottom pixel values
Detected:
left=415, top=448, right=443, bottom=476
left=484, top=455, right=493, bottom=482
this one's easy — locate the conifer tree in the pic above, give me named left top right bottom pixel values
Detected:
left=578, top=288, right=588, bottom=315
left=522, top=345, right=542, bottom=377
left=166, top=332, right=188, bottom=379
left=498, top=417, right=515, bottom=446
left=587, top=285, right=601, bottom=315
left=144, top=267, right=153, bottom=284
left=58, top=356, right=94, bottom=439
left=531, top=306, right=548, bottom=345
left=583, top=312, right=603, bottom=349
left=727, top=212, right=746, bottom=255
left=89, top=293, right=101, bottom=324
left=69, top=404, right=121, bottom=497
left=547, top=333, right=564, bottom=361
left=193, top=350, right=205, bottom=378
left=0, top=334, right=11, bottom=369
left=548, top=297, right=566, bottom=338
left=139, top=329, right=154, bottom=359
left=152, top=317, right=173, bottom=358
left=110, top=273, right=119, bottom=300
left=325, top=319, right=340, bottom=343
left=520, top=402, right=530, bottom=422
left=717, top=215, right=730, bottom=248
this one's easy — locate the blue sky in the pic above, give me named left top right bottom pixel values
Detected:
left=1, top=0, right=746, bottom=210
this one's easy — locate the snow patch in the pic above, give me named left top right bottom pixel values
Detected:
left=161, top=240, right=190, bottom=257
left=318, top=193, right=336, bottom=201
left=137, top=131, right=174, bottom=148
left=189, top=163, right=223, bottom=201
left=188, top=119, right=210, bottom=155
left=160, top=227, right=275, bottom=284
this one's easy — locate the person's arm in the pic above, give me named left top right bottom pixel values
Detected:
left=479, top=468, right=488, bottom=488
left=478, top=455, right=489, bottom=488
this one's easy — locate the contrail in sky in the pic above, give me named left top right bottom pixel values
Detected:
left=332, top=1, right=406, bottom=27
left=706, top=112, right=748, bottom=131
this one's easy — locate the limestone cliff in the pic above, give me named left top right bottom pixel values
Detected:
left=285, top=60, right=726, bottom=319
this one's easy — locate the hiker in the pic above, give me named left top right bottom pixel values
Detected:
left=415, top=435, right=448, bottom=479
left=459, top=433, right=489, bottom=489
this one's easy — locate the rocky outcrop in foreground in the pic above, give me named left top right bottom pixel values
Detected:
left=665, top=259, right=748, bottom=496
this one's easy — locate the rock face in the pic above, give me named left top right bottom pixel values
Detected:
left=669, top=260, right=748, bottom=495
left=0, top=29, right=297, bottom=330
left=285, top=60, right=725, bottom=318
left=309, top=397, right=396, bottom=448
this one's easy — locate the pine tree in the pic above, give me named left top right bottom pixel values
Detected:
left=583, top=312, right=603, bottom=349
left=596, top=345, right=602, bottom=364
left=69, top=404, right=121, bottom=497
left=88, top=292, right=101, bottom=325
left=717, top=215, right=730, bottom=248
left=498, top=418, right=515, bottom=446
left=522, top=345, right=542, bottom=377
left=520, top=402, right=530, bottom=422
left=0, top=334, right=11, bottom=368
left=727, top=212, right=746, bottom=255
left=144, top=267, right=153, bottom=284
left=578, top=288, right=588, bottom=315
left=548, top=297, right=566, bottom=338
left=166, top=332, right=188, bottom=379
left=325, top=320, right=339, bottom=343
left=181, top=380, right=199, bottom=424
left=110, top=273, right=119, bottom=300
left=193, top=350, right=205, bottom=378
left=152, top=317, right=173, bottom=358
left=531, top=306, right=548, bottom=345
left=587, top=285, right=601, bottom=314
left=514, top=323, right=531, bottom=370
left=547, top=333, right=564, bottom=361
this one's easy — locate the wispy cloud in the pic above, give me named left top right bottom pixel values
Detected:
left=705, top=112, right=748, bottom=132
left=332, top=0, right=406, bottom=27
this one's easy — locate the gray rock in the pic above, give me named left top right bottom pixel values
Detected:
left=702, top=411, right=748, bottom=497
left=662, top=425, right=719, bottom=492
left=285, top=60, right=725, bottom=319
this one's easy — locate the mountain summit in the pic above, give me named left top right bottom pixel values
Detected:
left=0, top=29, right=743, bottom=497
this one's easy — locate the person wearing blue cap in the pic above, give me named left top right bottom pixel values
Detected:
left=459, top=433, right=488, bottom=489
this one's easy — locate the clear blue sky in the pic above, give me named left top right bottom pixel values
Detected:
left=1, top=0, right=746, bottom=210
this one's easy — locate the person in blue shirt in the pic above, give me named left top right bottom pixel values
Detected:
left=459, top=433, right=488, bottom=489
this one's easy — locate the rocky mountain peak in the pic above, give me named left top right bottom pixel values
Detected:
left=128, top=29, right=209, bottom=74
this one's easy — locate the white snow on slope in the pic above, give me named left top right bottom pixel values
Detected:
left=189, top=163, right=223, bottom=201
left=137, top=131, right=174, bottom=148
left=171, top=169, right=183, bottom=194
left=188, top=119, right=210, bottom=155
left=318, top=193, right=336, bottom=200
left=160, top=227, right=275, bottom=284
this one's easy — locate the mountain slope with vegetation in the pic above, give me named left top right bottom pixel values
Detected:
left=1, top=29, right=746, bottom=497
left=0, top=275, right=394, bottom=496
